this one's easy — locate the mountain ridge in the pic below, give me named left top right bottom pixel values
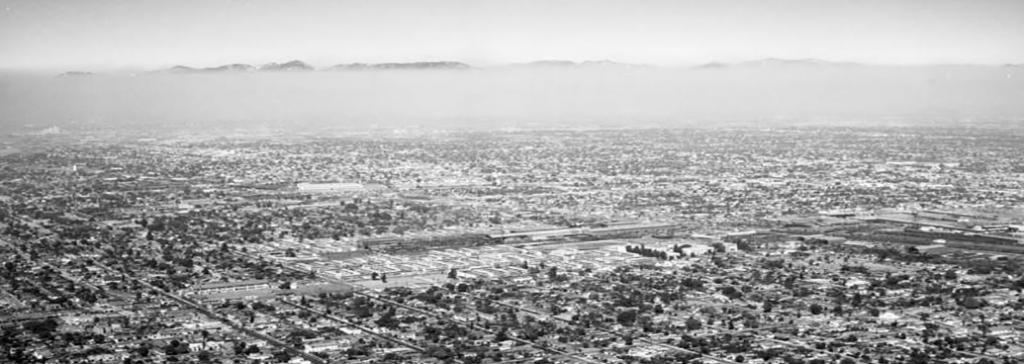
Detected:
left=63, top=58, right=1023, bottom=76
left=329, top=61, right=471, bottom=70
left=696, top=58, right=863, bottom=69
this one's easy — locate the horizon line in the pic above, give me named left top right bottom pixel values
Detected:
left=4, top=57, right=1024, bottom=74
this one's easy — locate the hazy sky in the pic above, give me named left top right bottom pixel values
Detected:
left=1, top=0, right=1023, bottom=70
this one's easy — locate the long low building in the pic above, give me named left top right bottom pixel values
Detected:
left=296, top=182, right=364, bottom=193
left=489, top=222, right=684, bottom=241
left=858, top=215, right=1020, bottom=245
left=488, top=227, right=588, bottom=240
left=184, top=280, right=273, bottom=296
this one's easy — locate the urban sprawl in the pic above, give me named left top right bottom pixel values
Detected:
left=2, top=127, right=1024, bottom=364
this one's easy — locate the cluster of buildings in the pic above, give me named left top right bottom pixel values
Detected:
left=1, top=127, right=1023, bottom=363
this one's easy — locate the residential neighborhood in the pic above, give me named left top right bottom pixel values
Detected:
left=2, top=127, right=1024, bottom=363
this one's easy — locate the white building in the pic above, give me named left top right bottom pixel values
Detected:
left=296, top=182, right=364, bottom=193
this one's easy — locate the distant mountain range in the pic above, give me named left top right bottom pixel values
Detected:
left=508, top=60, right=648, bottom=69
left=163, top=60, right=313, bottom=73
left=695, top=58, right=863, bottom=69
left=329, top=61, right=471, bottom=70
left=171, top=63, right=258, bottom=73
left=694, top=58, right=1024, bottom=69
left=59, top=58, right=1022, bottom=76
left=158, top=60, right=468, bottom=74
left=259, top=60, right=315, bottom=72
left=57, top=71, right=96, bottom=77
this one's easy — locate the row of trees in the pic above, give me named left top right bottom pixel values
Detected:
left=625, top=245, right=670, bottom=260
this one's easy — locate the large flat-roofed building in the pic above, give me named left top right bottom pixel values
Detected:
left=296, top=182, right=364, bottom=193
left=589, top=222, right=682, bottom=238
left=489, top=222, right=683, bottom=241
left=488, top=228, right=587, bottom=241
left=185, top=280, right=272, bottom=296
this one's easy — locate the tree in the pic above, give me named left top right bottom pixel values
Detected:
left=197, top=350, right=213, bottom=363
left=809, top=304, right=824, bottom=315
left=983, top=336, right=999, bottom=353
left=616, top=310, right=637, bottom=326
left=494, top=328, right=510, bottom=342
left=944, top=269, right=958, bottom=280
left=232, top=341, right=246, bottom=356
left=427, top=345, right=452, bottom=359
left=961, top=296, right=985, bottom=309
left=164, top=340, right=189, bottom=356
left=685, top=316, right=702, bottom=331
left=272, top=350, right=293, bottom=362
left=712, top=242, right=727, bottom=253
left=720, top=286, right=743, bottom=300
left=23, top=318, right=59, bottom=337
left=376, top=307, right=399, bottom=329
left=137, top=344, right=152, bottom=357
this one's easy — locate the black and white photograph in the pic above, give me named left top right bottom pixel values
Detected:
left=2, top=0, right=1024, bottom=363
